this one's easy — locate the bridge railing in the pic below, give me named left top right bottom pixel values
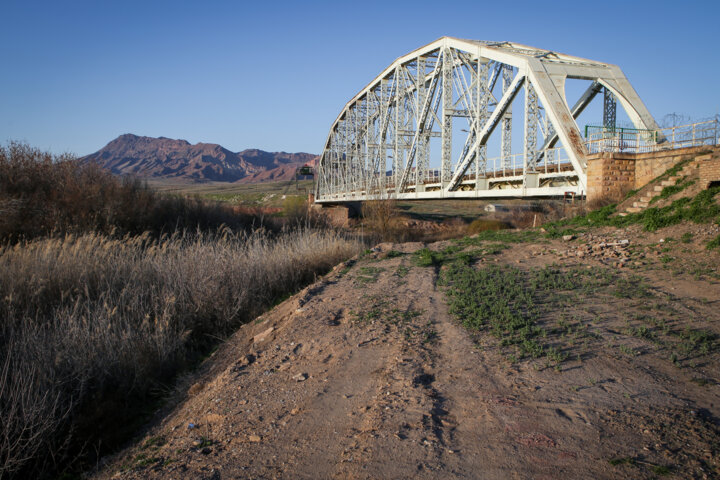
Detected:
left=483, top=147, right=574, bottom=178
left=586, top=118, right=720, bottom=154
left=408, top=146, right=574, bottom=187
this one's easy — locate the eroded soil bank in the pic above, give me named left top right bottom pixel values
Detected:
left=97, top=224, right=720, bottom=479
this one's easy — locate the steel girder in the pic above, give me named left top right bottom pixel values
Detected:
left=315, top=37, right=660, bottom=203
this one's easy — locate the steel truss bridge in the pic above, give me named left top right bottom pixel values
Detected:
left=315, top=37, right=662, bottom=203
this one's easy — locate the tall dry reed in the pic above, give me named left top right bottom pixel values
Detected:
left=0, top=228, right=361, bottom=478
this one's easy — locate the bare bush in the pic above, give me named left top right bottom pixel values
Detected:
left=0, top=229, right=362, bottom=478
left=466, top=218, right=509, bottom=234
left=0, top=142, right=268, bottom=242
left=497, top=201, right=582, bottom=229
left=362, top=199, right=399, bottom=240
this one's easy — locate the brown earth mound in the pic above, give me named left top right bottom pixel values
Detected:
left=95, top=224, right=720, bottom=479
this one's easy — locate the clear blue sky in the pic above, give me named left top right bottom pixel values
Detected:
left=1, top=0, right=718, bottom=156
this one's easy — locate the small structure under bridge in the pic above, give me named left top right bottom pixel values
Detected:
left=314, top=37, right=669, bottom=203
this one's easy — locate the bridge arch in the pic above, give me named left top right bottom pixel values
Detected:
left=315, top=37, right=659, bottom=203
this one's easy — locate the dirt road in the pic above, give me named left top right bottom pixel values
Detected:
left=97, top=228, right=720, bottom=479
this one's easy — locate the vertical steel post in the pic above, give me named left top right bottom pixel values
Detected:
left=603, top=87, right=617, bottom=130
left=380, top=77, right=388, bottom=194
left=501, top=64, right=513, bottom=170
left=416, top=57, right=427, bottom=190
left=441, top=47, right=453, bottom=187
left=475, top=58, right=489, bottom=189
left=524, top=81, right=538, bottom=173
left=393, top=69, right=400, bottom=192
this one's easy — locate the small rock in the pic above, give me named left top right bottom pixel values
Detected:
left=188, top=383, right=204, bottom=396
left=290, top=408, right=300, bottom=415
left=205, top=413, right=224, bottom=424
left=562, top=234, right=575, bottom=241
left=240, top=353, right=256, bottom=366
left=201, top=447, right=212, bottom=455
left=192, top=439, right=203, bottom=447
left=292, top=372, right=308, bottom=382
left=249, top=434, right=262, bottom=443
left=188, top=423, right=197, bottom=430
left=253, top=327, right=274, bottom=344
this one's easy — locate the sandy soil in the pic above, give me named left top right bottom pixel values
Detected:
left=95, top=224, right=720, bottom=480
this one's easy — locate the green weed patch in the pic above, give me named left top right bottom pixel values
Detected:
left=440, top=263, right=615, bottom=368
left=544, top=185, right=720, bottom=245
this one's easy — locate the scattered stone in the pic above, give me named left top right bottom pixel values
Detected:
left=192, top=439, right=203, bottom=447
left=290, top=408, right=300, bottom=415
left=188, top=382, right=204, bottom=396
left=253, top=327, right=275, bottom=344
left=292, top=372, right=308, bottom=382
left=562, top=234, right=575, bottom=241
left=249, top=434, right=262, bottom=443
left=205, top=413, right=224, bottom=425
left=188, top=423, right=197, bottom=430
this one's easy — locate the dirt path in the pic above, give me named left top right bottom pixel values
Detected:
left=96, top=231, right=720, bottom=479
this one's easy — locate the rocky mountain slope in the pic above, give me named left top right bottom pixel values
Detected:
left=80, top=134, right=317, bottom=183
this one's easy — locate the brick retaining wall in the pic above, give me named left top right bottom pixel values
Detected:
left=698, top=153, right=720, bottom=188
left=586, top=153, right=636, bottom=204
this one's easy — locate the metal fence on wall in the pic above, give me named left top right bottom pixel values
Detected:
left=586, top=118, right=720, bottom=154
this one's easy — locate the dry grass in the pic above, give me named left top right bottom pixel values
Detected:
left=498, top=201, right=584, bottom=229
left=0, top=229, right=360, bottom=479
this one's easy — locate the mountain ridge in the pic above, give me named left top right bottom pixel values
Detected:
left=80, top=134, right=318, bottom=183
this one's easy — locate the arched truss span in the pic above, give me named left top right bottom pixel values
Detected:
left=315, top=37, right=661, bottom=202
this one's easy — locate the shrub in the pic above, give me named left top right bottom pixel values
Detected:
left=466, top=218, right=508, bottom=234
left=362, top=198, right=399, bottom=239
left=282, top=195, right=308, bottom=218
left=0, top=142, right=266, bottom=242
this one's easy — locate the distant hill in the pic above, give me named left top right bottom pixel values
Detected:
left=80, top=134, right=318, bottom=183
